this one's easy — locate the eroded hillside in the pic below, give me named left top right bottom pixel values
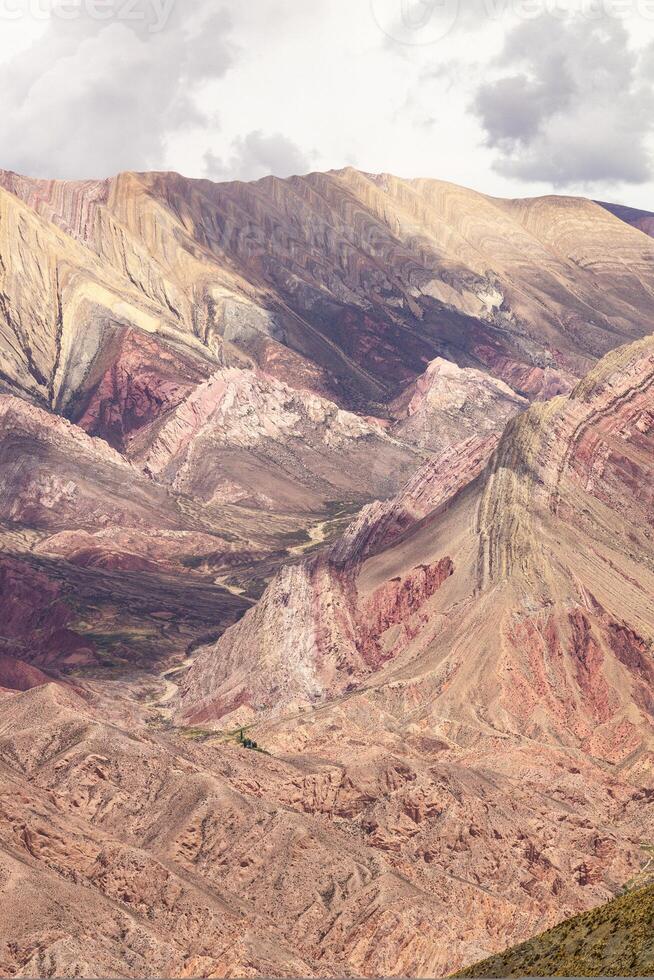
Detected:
left=0, top=167, right=653, bottom=978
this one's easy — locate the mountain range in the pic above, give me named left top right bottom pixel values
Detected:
left=0, top=166, right=652, bottom=978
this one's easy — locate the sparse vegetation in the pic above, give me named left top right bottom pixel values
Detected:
left=236, top=727, right=266, bottom=753
left=454, top=882, right=654, bottom=977
left=177, top=725, right=218, bottom=742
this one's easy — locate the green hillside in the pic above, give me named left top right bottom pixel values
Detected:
left=456, top=884, right=654, bottom=977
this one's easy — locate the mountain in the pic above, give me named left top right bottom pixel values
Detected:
left=177, top=335, right=654, bottom=738
left=457, top=882, right=654, bottom=977
left=175, top=335, right=654, bottom=975
left=597, top=200, right=654, bottom=240
left=3, top=168, right=654, bottom=422
left=0, top=165, right=653, bottom=977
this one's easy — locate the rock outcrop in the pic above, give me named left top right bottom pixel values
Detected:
left=129, top=367, right=423, bottom=512
left=390, top=357, right=527, bottom=453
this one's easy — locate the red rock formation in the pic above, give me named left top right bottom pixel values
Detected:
left=1, top=164, right=654, bottom=978
left=71, top=328, right=211, bottom=450
left=357, top=558, right=454, bottom=666
left=0, top=556, right=96, bottom=668
left=174, top=336, right=654, bottom=976
left=0, top=655, right=59, bottom=692
left=180, top=551, right=456, bottom=725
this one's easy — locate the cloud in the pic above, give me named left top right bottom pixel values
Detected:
left=204, top=130, right=314, bottom=182
left=0, top=0, right=236, bottom=178
left=472, top=15, right=654, bottom=186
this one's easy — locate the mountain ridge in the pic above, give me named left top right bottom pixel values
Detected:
left=3, top=166, right=653, bottom=416
left=0, top=165, right=652, bottom=977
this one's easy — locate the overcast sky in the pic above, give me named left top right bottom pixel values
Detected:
left=1, top=0, right=653, bottom=207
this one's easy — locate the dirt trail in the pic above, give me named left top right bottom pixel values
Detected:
left=288, top=520, right=331, bottom=556
left=288, top=506, right=357, bottom=557
left=213, top=576, right=247, bottom=596
left=152, top=655, right=196, bottom=711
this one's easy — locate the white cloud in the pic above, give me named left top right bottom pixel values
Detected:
left=0, top=0, right=235, bottom=178
left=473, top=15, right=654, bottom=185
left=0, top=0, right=653, bottom=208
left=205, top=130, right=314, bottom=182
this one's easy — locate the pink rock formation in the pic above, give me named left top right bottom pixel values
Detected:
left=174, top=336, right=654, bottom=975
left=331, top=433, right=498, bottom=565
left=0, top=164, right=653, bottom=979
left=129, top=367, right=423, bottom=511
left=390, top=357, right=527, bottom=452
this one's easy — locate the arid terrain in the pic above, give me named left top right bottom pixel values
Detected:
left=0, top=167, right=653, bottom=978
left=458, top=880, right=654, bottom=977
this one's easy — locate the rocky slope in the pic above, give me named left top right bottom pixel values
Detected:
left=0, top=392, right=308, bottom=674
left=457, top=882, right=654, bottom=977
left=0, top=684, right=335, bottom=978
left=175, top=336, right=654, bottom=974
left=129, top=367, right=423, bottom=512
left=1, top=165, right=653, bottom=978
left=598, top=200, right=654, bottom=240
left=179, top=335, right=654, bottom=741
left=1, top=667, right=651, bottom=979
left=3, top=168, right=654, bottom=420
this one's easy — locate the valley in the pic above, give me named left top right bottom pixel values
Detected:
left=0, top=167, right=653, bottom=978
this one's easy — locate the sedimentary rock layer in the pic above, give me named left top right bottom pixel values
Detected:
left=174, top=337, right=654, bottom=975
left=0, top=165, right=653, bottom=978
left=3, top=167, right=654, bottom=419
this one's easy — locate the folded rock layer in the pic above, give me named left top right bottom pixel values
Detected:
left=0, top=167, right=653, bottom=977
